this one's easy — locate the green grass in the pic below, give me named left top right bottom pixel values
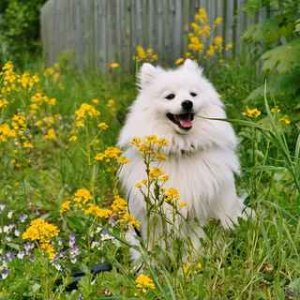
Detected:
left=0, top=61, right=299, bottom=299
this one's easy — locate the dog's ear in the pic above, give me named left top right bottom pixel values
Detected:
left=138, top=63, right=161, bottom=88
left=182, top=59, right=203, bottom=74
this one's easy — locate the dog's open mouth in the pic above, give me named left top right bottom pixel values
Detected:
left=166, top=112, right=194, bottom=130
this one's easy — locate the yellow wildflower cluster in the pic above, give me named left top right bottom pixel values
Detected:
left=183, top=7, right=230, bottom=61
left=18, top=72, right=39, bottom=89
left=0, top=61, right=40, bottom=94
left=95, top=146, right=129, bottom=164
left=111, top=195, right=127, bottom=215
left=30, top=92, right=57, bottom=115
left=0, top=123, right=16, bottom=142
left=110, top=195, right=140, bottom=228
left=84, top=205, right=112, bottom=219
left=73, top=188, right=93, bottom=208
left=75, top=102, right=100, bottom=128
left=40, top=242, right=56, bottom=260
left=22, top=218, right=59, bottom=242
left=163, top=187, right=180, bottom=203
left=22, top=218, right=59, bottom=260
left=98, top=122, right=109, bottom=131
left=60, top=200, right=71, bottom=214
left=135, top=274, right=155, bottom=290
left=131, top=135, right=168, bottom=160
left=242, top=107, right=262, bottom=118
left=44, top=128, right=57, bottom=141
left=0, top=61, right=17, bottom=94
left=135, top=45, right=158, bottom=63
left=148, top=167, right=169, bottom=182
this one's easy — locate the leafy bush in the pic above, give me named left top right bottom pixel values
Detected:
left=0, top=0, right=46, bottom=65
left=243, top=0, right=300, bottom=118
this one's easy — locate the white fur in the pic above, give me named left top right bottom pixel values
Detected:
left=118, top=60, right=247, bottom=259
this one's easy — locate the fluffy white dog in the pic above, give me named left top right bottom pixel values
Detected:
left=118, top=59, right=248, bottom=259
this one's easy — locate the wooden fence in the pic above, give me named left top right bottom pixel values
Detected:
left=41, top=0, right=264, bottom=71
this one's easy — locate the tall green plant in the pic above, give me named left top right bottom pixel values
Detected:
left=243, top=0, right=300, bottom=114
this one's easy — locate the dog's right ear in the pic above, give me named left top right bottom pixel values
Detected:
left=138, top=63, right=161, bottom=89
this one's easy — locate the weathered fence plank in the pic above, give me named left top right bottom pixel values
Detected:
left=41, top=0, right=261, bottom=71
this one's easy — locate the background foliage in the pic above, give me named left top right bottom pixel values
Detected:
left=0, top=0, right=47, bottom=65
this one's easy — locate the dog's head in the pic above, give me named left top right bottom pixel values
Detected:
left=137, top=59, right=223, bottom=135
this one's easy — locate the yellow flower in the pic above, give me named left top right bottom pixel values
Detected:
left=199, top=25, right=210, bottom=37
left=271, top=106, right=281, bottom=113
left=91, top=98, right=100, bottom=105
left=117, top=156, right=130, bottom=164
left=135, top=45, right=158, bottom=62
left=18, top=72, right=39, bottom=89
left=111, top=195, right=127, bottom=214
left=40, top=242, right=56, bottom=260
left=98, top=122, right=109, bottom=131
left=154, top=152, right=167, bottom=161
left=213, top=36, right=223, bottom=48
left=60, top=200, right=71, bottom=214
left=135, top=179, right=148, bottom=189
left=95, top=146, right=123, bottom=163
left=84, top=205, right=112, bottom=219
left=75, top=103, right=100, bottom=127
left=0, top=123, right=16, bottom=142
left=279, top=115, right=291, bottom=126
left=136, top=45, right=147, bottom=61
left=179, top=201, right=187, bottom=208
left=95, top=153, right=105, bottom=161
left=0, top=98, right=8, bottom=109
left=214, top=17, right=223, bottom=26
left=44, top=128, right=57, bottom=140
left=149, top=167, right=164, bottom=179
left=22, top=218, right=59, bottom=242
left=135, top=274, right=155, bottom=290
left=73, top=188, right=92, bottom=207
left=120, top=212, right=140, bottom=228
left=12, top=113, right=26, bottom=130
left=175, top=58, right=185, bottom=65
left=242, top=107, right=261, bottom=118
left=164, top=187, right=180, bottom=202
left=195, top=8, right=208, bottom=23
left=205, top=45, right=215, bottom=58
left=108, top=62, right=120, bottom=69
left=69, top=135, right=78, bottom=142
left=23, top=141, right=33, bottom=148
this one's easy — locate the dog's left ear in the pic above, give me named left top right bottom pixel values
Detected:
left=182, top=59, right=203, bottom=74
left=138, top=63, right=161, bottom=89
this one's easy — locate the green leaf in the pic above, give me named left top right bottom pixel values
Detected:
left=261, top=39, right=300, bottom=73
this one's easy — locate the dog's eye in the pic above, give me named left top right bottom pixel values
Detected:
left=190, top=92, right=197, bottom=97
left=165, top=94, right=175, bottom=100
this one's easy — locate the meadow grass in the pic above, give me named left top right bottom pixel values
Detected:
left=0, top=61, right=299, bottom=300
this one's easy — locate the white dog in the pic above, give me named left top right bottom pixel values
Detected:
left=118, top=59, right=248, bottom=259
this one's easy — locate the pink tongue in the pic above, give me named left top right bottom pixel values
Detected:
left=179, top=119, right=192, bottom=128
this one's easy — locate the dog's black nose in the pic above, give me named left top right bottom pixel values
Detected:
left=181, top=100, right=193, bottom=111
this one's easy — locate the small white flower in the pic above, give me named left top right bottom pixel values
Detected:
left=7, top=211, right=13, bottom=219
left=17, top=251, right=25, bottom=259
left=91, top=241, right=100, bottom=249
